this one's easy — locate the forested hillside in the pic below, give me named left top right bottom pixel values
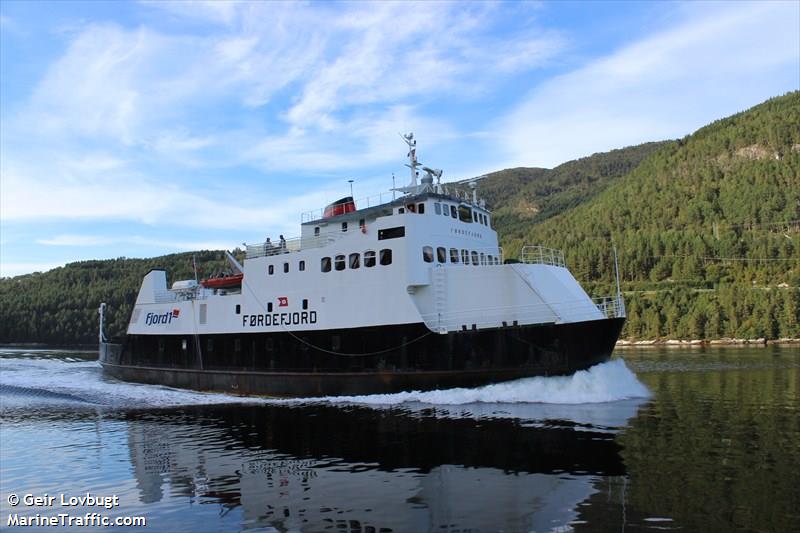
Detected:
left=499, top=91, right=800, bottom=340
left=1, top=92, right=798, bottom=344
left=475, top=141, right=667, bottom=232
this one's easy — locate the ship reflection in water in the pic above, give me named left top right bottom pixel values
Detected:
left=126, top=401, right=644, bottom=532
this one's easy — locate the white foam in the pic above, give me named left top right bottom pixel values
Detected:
left=307, top=359, right=650, bottom=406
left=0, top=353, right=649, bottom=410
left=0, top=357, right=259, bottom=408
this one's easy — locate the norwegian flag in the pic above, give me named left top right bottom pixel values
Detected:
left=172, top=309, right=180, bottom=318
left=278, top=297, right=288, bottom=307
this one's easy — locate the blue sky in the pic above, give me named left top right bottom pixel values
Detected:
left=1, top=0, right=798, bottom=277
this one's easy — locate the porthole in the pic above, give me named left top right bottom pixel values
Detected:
left=349, top=253, right=360, bottom=269
left=335, top=255, right=346, bottom=271
left=321, top=257, right=332, bottom=272
left=364, top=250, right=376, bottom=267
left=450, top=248, right=459, bottom=263
left=380, top=249, right=393, bottom=266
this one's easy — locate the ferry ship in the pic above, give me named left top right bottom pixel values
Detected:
left=99, top=134, right=625, bottom=397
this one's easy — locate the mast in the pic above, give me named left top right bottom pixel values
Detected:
left=401, top=132, right=419, bottom=187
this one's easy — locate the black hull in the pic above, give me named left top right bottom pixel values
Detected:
left=100, top=318, right=625, bottom=397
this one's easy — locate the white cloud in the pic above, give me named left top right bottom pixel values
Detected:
left=498, top=1, right=800, bottom=167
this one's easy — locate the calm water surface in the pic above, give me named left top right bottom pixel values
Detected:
left=0, top=346, right=798, bottom=532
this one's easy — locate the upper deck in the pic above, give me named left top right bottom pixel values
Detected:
left=246, top=190, right=494, bottom=260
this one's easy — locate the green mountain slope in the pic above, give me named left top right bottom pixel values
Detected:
left=507, top=91, right=800, bottom=340
left=475, top=141, right=667, bottom=232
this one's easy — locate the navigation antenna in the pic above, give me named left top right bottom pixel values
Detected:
left=400, top=132, right=419, bottom=187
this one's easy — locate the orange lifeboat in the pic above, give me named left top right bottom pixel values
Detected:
left=201, top=273, right=243, bottom=289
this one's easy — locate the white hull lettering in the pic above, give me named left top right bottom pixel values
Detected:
left=242, top=311, right=317, bottom=328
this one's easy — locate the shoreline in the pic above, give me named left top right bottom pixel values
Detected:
left=616, top=337, right=800, bottom=348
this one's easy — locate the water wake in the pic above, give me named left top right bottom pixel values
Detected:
left=309, top=359, right=650, bottom=406
left=1, top=351, right=649, bottom=410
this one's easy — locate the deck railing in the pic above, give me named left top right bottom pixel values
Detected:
left=520, top=246, right=566, bottom=267
left=246, top=233, right=346, bottom=259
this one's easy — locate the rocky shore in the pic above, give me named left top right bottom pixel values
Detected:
left=616, top=338, right=800, bottom=348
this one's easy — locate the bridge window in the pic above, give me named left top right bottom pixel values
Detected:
left=437, top=247, right=447, bottom=263
left=364, top=250, right=376, bottom=267
left=450, top=248, right=459, bottom=263
left=480, top=252, right=486, bottom=265
left=418, top=203, right=425, bottom=214
left=459, top=205, right=472, bottom=223
left=471, top=251, right=479, bottom=265
left=434, top=203, right=441, bottom=215
left=349, top=253, right=360, bottom=269
left=380, top=248, right=392, bottom=266
left=450, top=205, right=457, bottom=218
left=461, top=249, right=469, bottom=264
left=321, top=257, right=331, bottom=272
left=335, top=254, right=346, bottom=271
left=422, top=246, right=434, bottom=263
left=314, top=226, right=320, bottom=236
left=342, top=221, right=348, bottom=232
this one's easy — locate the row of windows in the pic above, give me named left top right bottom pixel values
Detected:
left=313, top=218, right=367, bottom=236
left=321, top=249, right=393, bottom=272
left=268, top=260, right=305, bottom=275
left=234, top=299, right=310, bottom=315
left=433, top=202, right=490, bottom=226
left=422, top=246, right=500, bottom=266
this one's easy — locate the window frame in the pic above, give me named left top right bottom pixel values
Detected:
left=349, top=252, right=360, bottom=269
left=321, top=257, right=332, bottom=273
left=364, top=250, right=376, bottom=268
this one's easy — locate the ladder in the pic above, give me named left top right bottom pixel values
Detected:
left=432, top=265, right=448, bottom=334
